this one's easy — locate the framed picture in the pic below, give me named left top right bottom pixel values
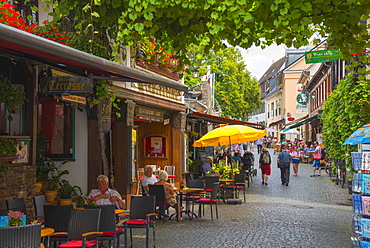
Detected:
left=145, top=135, right=166, bottom=157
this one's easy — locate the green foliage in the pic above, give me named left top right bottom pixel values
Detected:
left=322, top=73, right=370, bottom=169
left=0, top=75, right=27, bottom=112
left=0, top=137, right=17, bottom=155
left=42, top=160, right=69, bottom=190
left=41, top=0, right=370, bottom=75
left=58, top=179, right=83, bottom=199
left=185, top=46, right=261, bottom=119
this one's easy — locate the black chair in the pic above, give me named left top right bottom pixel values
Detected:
left=204, top=176, right=219, bottom=192
left=0, top=209, right=10, bottom=216
left=123, top=196, right=157, bottom=248
left=225, top=174, right=247, bottom=202
left=0, top=223, right=42, bottom=248
left=57, top=209, right=102, bottom=248
left=44, top=205, right=73, bottom=247
left=182, top=180, right=204, bottom=220
left=85, top=204, right=126, bottom=248
left=34, top=195, right=46, bottom=221
left=193, top=182, right=219, bottom=220
left=6, top=198, right=27, bottom=213
left=148, top=184, right=170, bottom=223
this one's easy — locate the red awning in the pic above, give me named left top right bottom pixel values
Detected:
left=269, top=118, right=285, bottom=127
left=188, top=111, right=263, bottom=129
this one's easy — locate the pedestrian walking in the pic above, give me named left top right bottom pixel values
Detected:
left=277, top=148, right=292, bottom=186
left=259, top=148, right=271, bottom=185
left=308, top=141, right=322, bottom=177
left=256, top=138, right=263, bottom=154
left=291, top=146, right=301, bottom=176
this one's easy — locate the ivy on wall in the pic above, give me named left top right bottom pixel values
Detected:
left=322, top=73, right=370, bottom=168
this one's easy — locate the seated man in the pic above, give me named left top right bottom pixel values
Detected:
left=141, top=165, right=158, bottom=194
left=202, top=157, right=213, bottom=175
left=88, top=175, right=126, bottom=209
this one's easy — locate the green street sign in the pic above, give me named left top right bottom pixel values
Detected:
left=305, top=49, right=342, bottom=64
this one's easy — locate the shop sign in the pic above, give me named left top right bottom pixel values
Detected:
left=136, top=106, right=164, bottom=122
left=305, top=49, right=342, bottom=64
left=296, top=93, right=308, bottom=104
left=61, top=94, right=86, bottom=105
left=296, top=104, right=308, bottom=109
left=40, top=76, right=93, bottom=95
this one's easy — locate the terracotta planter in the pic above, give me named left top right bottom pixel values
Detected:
left=59, top=199, right=73, bottom=205
left=44, top=190, right=58, bottom=202
left=34, top=182, right=43, bottom=193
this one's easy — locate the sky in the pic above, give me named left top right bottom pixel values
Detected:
left=239, top=44, right=287, bottom=81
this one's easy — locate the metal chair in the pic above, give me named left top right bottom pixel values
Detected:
left=192, top=182, right=220, bottom=220
left=225, top=174, right=247, bottom=202
left=123, top=196, right=157, bottom=248
left=0, top=223, right=42, bottom=248
left=164, top=166, right=176, bottom=184
left=148, top=184, right=170, bottom=223
left=57, top=209, right=102, bottom=248
left=6, top=198, right=27, bottom=213
left=44, top=205, right=73, bottom=247
left=34, top=195, right=46, bottom=221
left=85, top=204, right=126, bottom=248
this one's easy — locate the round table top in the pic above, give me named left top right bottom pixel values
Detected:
left=41, top=227, right=54, bottom=237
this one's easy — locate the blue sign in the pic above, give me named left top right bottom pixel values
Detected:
left=296, top=93, right=308, bottom=104
left=296, top=104, right=308, bottom=109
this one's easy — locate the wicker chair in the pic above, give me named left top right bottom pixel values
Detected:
left=85, top=204, right=126, bottom=248
left=0, top=223, right=42, bottom=248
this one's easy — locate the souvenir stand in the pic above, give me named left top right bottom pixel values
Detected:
left=350, top=151, right=370, bottom=247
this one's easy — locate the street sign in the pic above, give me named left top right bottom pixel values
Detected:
left=305, top=49, right=342, bottom=64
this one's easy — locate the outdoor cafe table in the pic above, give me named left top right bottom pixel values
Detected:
left=41, top=226, right=54, bottom=248
left=173, top=188, right=204, bottom=219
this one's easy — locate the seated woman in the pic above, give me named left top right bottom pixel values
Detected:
left=155, top=171, right=183, bottom=221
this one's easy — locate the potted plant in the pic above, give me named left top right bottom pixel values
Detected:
left=179, top=179, right=186, bottom=189
left=58, top=179, right=83, bottom=205
left=7, top=211, right=24, bottom=226
left=43, top=160, right=69, bottom=202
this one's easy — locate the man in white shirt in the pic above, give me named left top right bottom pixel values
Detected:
left=88, top=175, right=126, bottom=209
left=141, top=165, right=158, bottom=193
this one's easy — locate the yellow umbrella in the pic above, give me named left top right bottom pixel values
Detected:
left=193, top=125, right=267, bottom=147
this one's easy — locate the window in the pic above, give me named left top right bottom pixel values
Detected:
left=40, top=99, right=74, bottom=160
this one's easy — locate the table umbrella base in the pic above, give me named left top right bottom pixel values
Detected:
left=226, top=198, right=242, bottom=205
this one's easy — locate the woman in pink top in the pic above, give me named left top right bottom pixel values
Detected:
left=291, top=146, right=301, bottom=176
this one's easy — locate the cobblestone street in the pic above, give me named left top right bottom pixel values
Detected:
left=129, top=148, right=353, bottom=248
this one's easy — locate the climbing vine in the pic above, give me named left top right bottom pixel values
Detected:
left=322, top=74, right=370, bottom=168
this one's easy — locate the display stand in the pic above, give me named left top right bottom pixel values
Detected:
left=350, top=152, right=370, bottom=247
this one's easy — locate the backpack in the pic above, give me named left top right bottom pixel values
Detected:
left=261, top=152, right=270, bottom=164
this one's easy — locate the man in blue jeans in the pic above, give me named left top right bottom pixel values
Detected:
left=277, top=148, right=292, bottom=186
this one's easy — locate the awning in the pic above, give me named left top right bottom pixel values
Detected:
left=269, top=118, right=285, bottom=127
left=289, top=114, right=318, bottom=129
left=0, top=24, right=188, bottom=92
left=187, top=111, right=263, bottom=129
left=285, top=115, right=308, bottom=129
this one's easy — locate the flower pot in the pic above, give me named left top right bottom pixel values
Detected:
left=59, top=199, right=73, bottom=205
left=34, top=182, right=43, bottom=193
left=44, top=190, right=58, bottom=202
left=179, top=185, right=184, bottom=189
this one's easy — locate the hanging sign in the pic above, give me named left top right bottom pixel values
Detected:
left=305, top=49, right=342, bottom=64
left=296, top=93, right=308, bottom=104
left=40, top=76, right=93, bottom=95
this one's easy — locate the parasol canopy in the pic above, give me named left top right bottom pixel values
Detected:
left=266, top=127, right=280, bottom=133
left=280, top=128, right=300, bottom=134
left=343, top=123, right=370, bottom=145
left=193, top=125, right=267, bottom=147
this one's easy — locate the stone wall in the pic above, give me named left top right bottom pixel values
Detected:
left=0, top=164, right=36, bottom=216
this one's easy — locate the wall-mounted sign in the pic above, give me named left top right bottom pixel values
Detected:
left=296, top=104, right=308, bottom=109
left=296, top=93, right=308, bottom=104
left=305, top=49, right=342, bottom=64
left=136, top=106, right=164, bottom=122
left=40, top=76, right=93, bottom=95
left=61, top=94, right=86, bottom=105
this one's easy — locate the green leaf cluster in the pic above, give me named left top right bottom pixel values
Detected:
left=42, top=0, right=370, bottom=70
left=322, top=74, right=370, bottom=170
